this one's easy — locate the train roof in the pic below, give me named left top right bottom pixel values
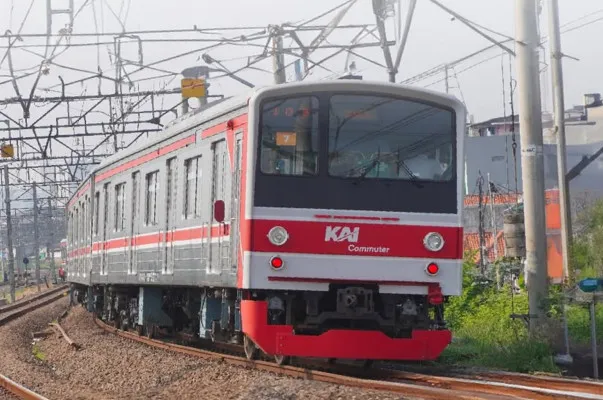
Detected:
left=68, top=80, right=464, bottom=205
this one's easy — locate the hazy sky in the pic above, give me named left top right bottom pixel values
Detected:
left=1, top=0, right=602, bottom=124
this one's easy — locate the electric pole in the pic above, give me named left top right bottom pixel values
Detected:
left=272, top=29, right=286, bottom=84
left=548, top=0, right=571, bottom=282
left=3, top=166, right=15, bottom=303
left=33, top=182, right=41, bottom=292
left=444, top=65, right=450, bottom=94
left=515, top=0, right=549, bottom=331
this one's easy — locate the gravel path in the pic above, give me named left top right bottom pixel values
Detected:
left=0, top=299, right=415, bottom=400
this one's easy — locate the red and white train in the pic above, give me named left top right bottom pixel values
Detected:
left=67, top=79, right=465, bottom=363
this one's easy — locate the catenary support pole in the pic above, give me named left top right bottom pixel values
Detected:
left=548, top=0, right=572, bottom=281
left=3, top=166, right=15, bottom=303
left=515, top=0, right=549, bottom=333
left=272, top=29, right=286, bottom=84
left=33, top=183, right=41, bottom=292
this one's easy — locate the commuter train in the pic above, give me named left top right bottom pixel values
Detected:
left=66, top=80, right=465, bottom=363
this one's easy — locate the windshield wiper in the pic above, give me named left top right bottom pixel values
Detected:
left=352, top=158, right=381, bottom=184
left=398, top=159, right=424, bottom=188
left=352, top=157, right=423, bottom=188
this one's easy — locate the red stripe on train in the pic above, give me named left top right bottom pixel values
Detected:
left=94, top=134, right=196, bottom=183
left=248, top=219, right=463, bottom=259
left=70, top=225, right=230, bottom=254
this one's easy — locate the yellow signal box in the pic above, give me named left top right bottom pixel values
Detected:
left=181, top=78, right=206, bottom=99
left=1, top=144, right=14, bottom=158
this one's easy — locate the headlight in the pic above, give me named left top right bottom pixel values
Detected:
left=268, top=226, right=289, bottom=246
left=423, top=232, right=444, bottom=252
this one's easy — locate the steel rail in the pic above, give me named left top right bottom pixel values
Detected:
left=0, top=286, right=69, bottom=326
left=0, top=285, right=69, bottom=314
left=0, top=374, right=48, bottom=400
left=94, top=317, right=600, bottom=399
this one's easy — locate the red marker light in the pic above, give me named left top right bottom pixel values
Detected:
left=426, top=262, right=439, bottom=276
left=270, top=256, right=284, bottom=270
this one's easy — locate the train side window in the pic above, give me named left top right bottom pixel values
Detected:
left=145, top=171, right=160, bottom=226
left=114, top=183, right=126, bottom=232
left=94, top=192, right=100, bottom=235
left=87, top=196, right=91, bottom=241
left=184, top=156, right=202, bottom=219
left=75, top=207, right=79, bottom=246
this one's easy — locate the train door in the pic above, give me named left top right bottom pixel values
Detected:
left=86, top=195, right=92, bottom=278
left=163, top=157, right=177, bottom=275
left=128, top=172, right=140, bottom=275
left=229, top=133, right=243, bottom=275
left=100, top=183, right=109, bottom=276
left=209, top=140, right=228, bottom=274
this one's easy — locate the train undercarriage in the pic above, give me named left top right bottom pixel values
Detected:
left=70, top=283, right=450, bottom=364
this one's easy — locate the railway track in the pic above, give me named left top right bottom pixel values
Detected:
left=94, top=317, right=603, bottom=400
left=0, top=285, right=68, bottom=400
left=0, top=375, right=48, bottom=400
left=0, top=285, right=69, bottom=327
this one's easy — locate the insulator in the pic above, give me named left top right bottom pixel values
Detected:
left=503, top=210, right=526, bottom=258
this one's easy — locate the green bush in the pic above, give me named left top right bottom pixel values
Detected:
left=442, top=256, right=559, bottom=373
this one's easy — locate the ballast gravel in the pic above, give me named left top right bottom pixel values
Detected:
left=0, top=387, right=19, bottom=400
left=0, top=300, right=415, bottom=399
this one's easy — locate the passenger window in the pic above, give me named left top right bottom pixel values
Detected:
left=145, top=171, right=160, bottom=226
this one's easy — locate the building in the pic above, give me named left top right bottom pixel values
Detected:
left=463, top=190, right=563, bottom=283
left=462, top=93, right=603, bottom=283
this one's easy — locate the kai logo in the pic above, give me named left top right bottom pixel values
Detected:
left=324, top=226, right=360, bottom=243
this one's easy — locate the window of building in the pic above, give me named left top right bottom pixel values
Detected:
left=184, top=156, right=202, bottom=218
left=114, top=183, right=126, bottom=231
left=145, top=171, right=159, bottom=225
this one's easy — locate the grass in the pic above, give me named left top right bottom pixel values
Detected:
left=566, top=305, right=603, bottom=345
left=32, top=344, right=46, bottom=361
left=439, top=261, right=562, bottom=374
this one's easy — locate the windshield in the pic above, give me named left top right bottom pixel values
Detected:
left=259, top=96, right=319, bottom=176
left=254, top=91, right=459, bottom=214
left=328, top=95, right=454, bottom=181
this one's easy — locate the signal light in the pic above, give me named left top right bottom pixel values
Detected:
left=270, top=256, right=284, bottom=270
left=426, top=262, right=439, bottom=276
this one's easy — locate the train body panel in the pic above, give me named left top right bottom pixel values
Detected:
left=66, top=80, right=466, bottom=361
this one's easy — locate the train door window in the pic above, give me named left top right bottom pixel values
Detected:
left=75, top=208, right=79, bottom=247
left=129, top=172, right=140, bottom=275
left=230, top=136, right=242, bottom=271
left=164, top=158, right=177, bottom=274
left=212, top=140, right=227, bottom=211
left=114, top=183, right=126, bottom=232
left=86, top=196, right=91, bottom=242
left=101, top=183, right=110, bottom=276
left=145, top=171, right=159, bottom=226
left=94, top=192, right=100, bottom=236
left=184, top=156, right=202, bottom=219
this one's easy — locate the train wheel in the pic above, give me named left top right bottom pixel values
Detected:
left=327, top=358, right=336, bottom=364
left=274, top=355, right=290, bottom=366
left=136, top=325, right=144, bottom=336
left=362, top=360, right=374, bottom=369
left=243, top=335, right=258, bottom=360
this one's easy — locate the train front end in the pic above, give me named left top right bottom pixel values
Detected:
left=240, top=81, right=465, bottom=362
